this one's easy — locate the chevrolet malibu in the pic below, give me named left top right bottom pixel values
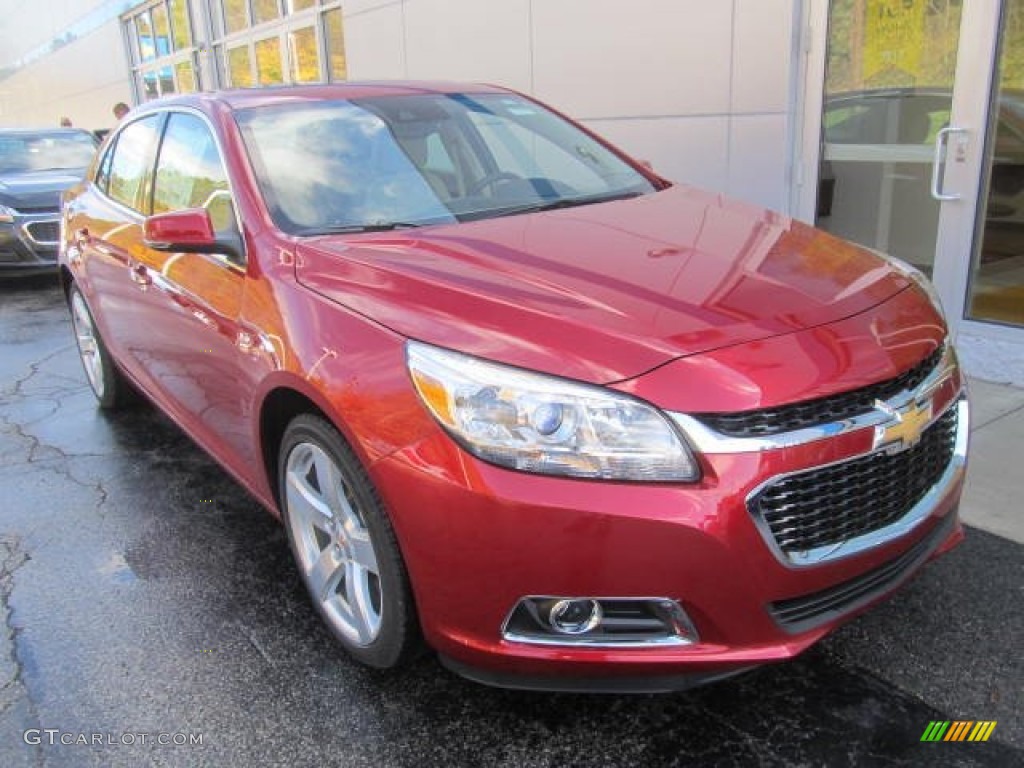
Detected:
left=59, top=83, right=968, bottom=691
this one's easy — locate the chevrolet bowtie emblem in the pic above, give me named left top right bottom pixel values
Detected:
left=873, top=398, right=933, bottom=454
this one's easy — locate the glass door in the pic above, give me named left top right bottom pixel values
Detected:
left=959, top=0, right=1024, bottom=328
left=809, top=0, right=1024, bottom=343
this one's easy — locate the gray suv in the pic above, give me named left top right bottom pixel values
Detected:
left=0, top=128, right=98, bottom=276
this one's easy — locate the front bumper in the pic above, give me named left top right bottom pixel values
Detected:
left=0, top=216, right=60, bottom=275
left=371, top=377, right=967, bottom=691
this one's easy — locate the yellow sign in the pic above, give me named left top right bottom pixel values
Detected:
left=864, top=0, right=927, bottom=86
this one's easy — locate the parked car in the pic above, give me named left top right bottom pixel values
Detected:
left=60, top=84, right=968, bottom=691
left=0, top=128, right=98, bottom=276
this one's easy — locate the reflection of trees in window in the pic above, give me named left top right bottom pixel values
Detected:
left=176, top=61, right=197, bottom=93
left=223, top=0, right=249, bottom=35
left=324, top=8, right=347, bottom=81
left=169, top=0, right=192, bottom=50
left=289, top=27, right=320, bottom=83
left=228, top=45, right=254, bottom=87
left=253, top=0, right=280, bottom=26
left=256, top=37, right=284, bottom=85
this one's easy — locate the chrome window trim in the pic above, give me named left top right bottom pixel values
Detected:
left=669, top=345, right=957, bottom=454
left=746, top=394, right=968, bottom=568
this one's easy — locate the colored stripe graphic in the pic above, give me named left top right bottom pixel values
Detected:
left=945, top=721, right=973, bottom=741
left=921, top=721, right=950, bottom=741
left=968, top=722, right=998, bottom=742
left=922, top=720, right=997, bottom=742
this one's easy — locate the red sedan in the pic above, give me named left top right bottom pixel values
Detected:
left=59, top=83, right=967, bottom=691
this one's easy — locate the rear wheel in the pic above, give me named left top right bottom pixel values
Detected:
left=279, top=414, right=419, bottom=668
left=68, top=284, right=132, bottom=410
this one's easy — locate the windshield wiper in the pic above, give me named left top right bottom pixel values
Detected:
left=295, top=221, right=424, bottom=236
left=485, top=190, right=646, bottom=220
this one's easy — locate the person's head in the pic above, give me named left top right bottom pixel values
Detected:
left=59, top=116, right=72, bottom=127
left=113, top=102, right=130, bottom=120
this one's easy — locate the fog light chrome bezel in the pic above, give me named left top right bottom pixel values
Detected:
left=502, top=596, right=699, bottom=648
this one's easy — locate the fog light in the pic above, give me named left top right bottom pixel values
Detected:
left=547, top=598, right=602, bottom=635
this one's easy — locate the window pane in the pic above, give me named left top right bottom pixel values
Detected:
left=169, top=0, right=192, bottom=49
left=227, top=45, right=253, bottom=87
left=136, top=12, right=155, bottom=62
left=255, top=37, right=284, bottom=85
left=151, top=4, right=171, bottom=56
left=107, top=115, right=163, bottom=212
left=138, top=70, right=159, bottom=100
left=323, top=8, right=347, bottom=81
left=285, top=0, right=315, bottom=12
left=967, top=0, right=1024, bottom=327
left=253, top=0, right=280, bottom=26
left=176, top=61, right=197, bottom=93
left=156, top=66, right=175, bottom=96
left=288, top=26, right=320, bottom=83
left=223, top=0, right=249, bottom=35
left=153, top=113, right=231, bottom=226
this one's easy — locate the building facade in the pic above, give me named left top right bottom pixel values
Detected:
left=0, top=0, right=1021, bottom=384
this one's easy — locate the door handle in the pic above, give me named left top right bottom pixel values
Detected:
left=129, top=263, right=152, bottom=287
left=931, top=126, right=967, bottom=201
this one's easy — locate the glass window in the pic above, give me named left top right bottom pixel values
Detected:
left=227, top=45, right=253, bottom=87
left=153, top=113, right=233, bottom=232
left=967, top=0, right=1024, bottom=327
left=236, top=94, right=654, bottom=234
left=176, top=61, right=197, bottom=93
left=255, top=37, right=284, bottom=85
left=323, top=8, right=347, bottom=82
left=223, top=0, right=249, bottom=35
left=288, top=26, right=320, bottom=83
left=253, top=0, right=280, bottom=26
left=285, top=0, right=315, bottom=11
left=95, top=140, right=116, bottom=192
left=107, top=115, right=164, bottom=212
left=168, top=0, right=192, bottom=50
left=151, top=4, right=172, bottom=56
left=136, top=12, right=156, bottom=62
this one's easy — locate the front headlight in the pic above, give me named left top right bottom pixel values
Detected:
left=406, top=341, right=700, bottom=482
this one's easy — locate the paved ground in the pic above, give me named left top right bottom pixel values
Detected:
left=1, top=276, right=1021, bottom=768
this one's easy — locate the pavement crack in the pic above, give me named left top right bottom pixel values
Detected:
left=0, top=536, right=42, bottom=736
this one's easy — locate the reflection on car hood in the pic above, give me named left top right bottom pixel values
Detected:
left=295, top=185, right=913, bottom=384
left=0, top=168, right=88, bottom=210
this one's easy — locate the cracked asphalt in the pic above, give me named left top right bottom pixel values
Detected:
left=1, top=276, right=1021, bottom=768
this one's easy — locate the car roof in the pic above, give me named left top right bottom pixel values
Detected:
left=133, top=81, right=512, bottom=114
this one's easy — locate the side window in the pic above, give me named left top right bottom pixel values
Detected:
left=94, top=140, right=117, bottom=193
left=106, top=115, right=163, bottom=212
left=152, top=113, right=235, bottom=238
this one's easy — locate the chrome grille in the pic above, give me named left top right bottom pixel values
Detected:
left=24, top=220, right=60, bottom=245
left=695, top=346, right=944, bottom=437
left=750, top=405, right=957, bottom=557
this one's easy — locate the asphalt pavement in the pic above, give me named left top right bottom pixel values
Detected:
left=1, top=276, right=1021, bottom=768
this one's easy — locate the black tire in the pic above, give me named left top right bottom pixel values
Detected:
left=68, top=283, right=133, bottom=410
left=278, top=413, right=420, bottom=669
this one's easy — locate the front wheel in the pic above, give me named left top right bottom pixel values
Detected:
left=68, top=283, right=132, bottom=410
left=279, top=414, right=420, bottom=668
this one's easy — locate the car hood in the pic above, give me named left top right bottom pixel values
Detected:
left=0, top=168, right=87, bottom=210
left=295, top=185, right=913, bottom=383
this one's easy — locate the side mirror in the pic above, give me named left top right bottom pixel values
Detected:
left=144, top=208, right=242, bottom=260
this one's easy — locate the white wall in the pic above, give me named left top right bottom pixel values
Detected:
left=0, top=1, right=132, bottom=132
left=344, top=0, right=800, bottom=213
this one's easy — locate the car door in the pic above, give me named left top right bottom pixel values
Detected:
left=67, top=113, right=167, bottom=394
left=139, top=110, right=257, bottom=472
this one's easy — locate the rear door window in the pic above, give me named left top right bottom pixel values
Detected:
left=106, top=115, right=164, bottom=212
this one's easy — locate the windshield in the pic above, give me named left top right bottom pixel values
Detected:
left=236, top=93, right=657, bottom=235
left=0, top=131, right=97, bottom=174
